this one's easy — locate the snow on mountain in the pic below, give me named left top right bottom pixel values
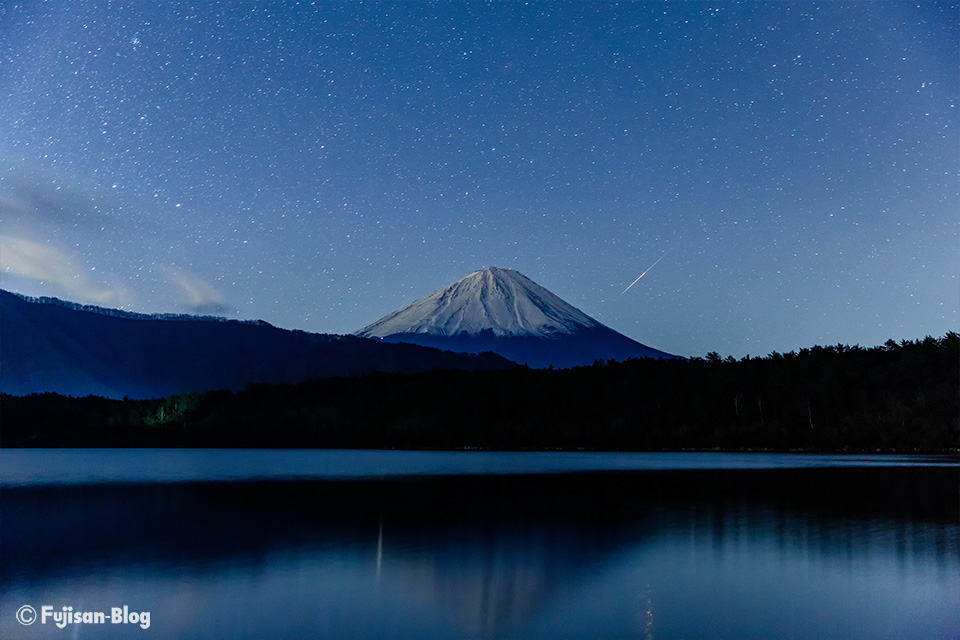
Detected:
left=355, top=267, right=683, bottom=367
left=358, top=267, right=600, bottom=338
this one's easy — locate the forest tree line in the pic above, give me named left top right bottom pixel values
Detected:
left=2, top=333, right=957, bottom=452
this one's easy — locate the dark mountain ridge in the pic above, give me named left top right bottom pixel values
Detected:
left=3, top=333, right=955, bottom=452
left=0, top=289, right=512, bottom=399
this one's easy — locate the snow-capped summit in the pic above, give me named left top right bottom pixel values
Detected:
left=357, top=267, right=600, bottom=339
left=355, top=267, right=682, bottom=368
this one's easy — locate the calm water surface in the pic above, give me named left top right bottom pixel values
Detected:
left=1, top=450, right=957, bottom=639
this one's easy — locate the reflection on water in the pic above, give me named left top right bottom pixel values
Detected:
left=1, top=466, right=958, bottom=639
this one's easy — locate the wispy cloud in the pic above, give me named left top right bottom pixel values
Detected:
left=0, top=235, right=123, bottom=305
left=2, top=176, right=230, bottom=315
left=0, top=176, right=126, bottom=231
left=163, top=266, right=228, bottom=314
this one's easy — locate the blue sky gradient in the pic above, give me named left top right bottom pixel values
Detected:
left=2, top=1, right=956, bottom=357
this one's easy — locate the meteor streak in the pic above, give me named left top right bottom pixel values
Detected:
left=621, top=248, right=672, bottom=295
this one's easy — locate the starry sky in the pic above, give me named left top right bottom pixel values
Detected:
left=1, top=1, right=956, bottom=358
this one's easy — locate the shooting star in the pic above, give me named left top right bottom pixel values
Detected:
left=621, top=248, right=672, bottom=295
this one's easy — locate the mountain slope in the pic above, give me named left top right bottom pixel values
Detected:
left=360, top=267, right=600, bottom=338
left=355, top=267, right=682, bottom=368
left=0, top=290, right=512, bottom=399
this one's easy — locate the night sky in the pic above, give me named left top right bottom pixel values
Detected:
left=2, top=1, right=956, bottom=358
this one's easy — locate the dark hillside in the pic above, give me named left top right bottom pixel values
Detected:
left=3, top=334, right=956, bottom=452
left=0, top=289, right=512, bottom=399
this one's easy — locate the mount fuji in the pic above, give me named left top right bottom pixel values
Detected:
left=355, top=267, right=683, bottom=368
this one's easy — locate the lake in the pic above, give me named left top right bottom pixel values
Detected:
left=1, top=450, right=957, bottom=639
